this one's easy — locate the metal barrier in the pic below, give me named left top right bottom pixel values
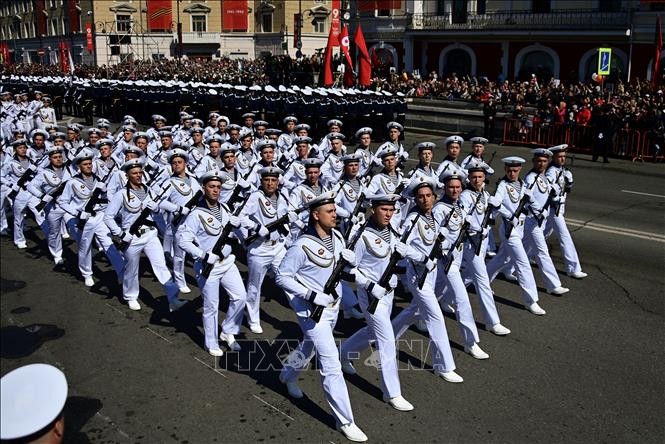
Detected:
left=502, top=119, right=661, bottom=161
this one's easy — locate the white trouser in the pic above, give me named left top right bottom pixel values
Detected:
left=523, top=216, right=562, bottom=291
left=341, top=287, right=402, bottom=399
left=545, top=211, right=582, bottom=274
left=13, top=190, right=46, bottom=245
left=461, top=235, right=501, bottom=327
left=121, top=228, right=175, bottom=302
left=46, top=206, right=68, bottom=261
left=392, top=263, right=457, bottom=374
left=435, top=248, right=480, bottom=347
left=486, top=222, right=539, bottom=305
left=72, top=213, right=124, bottom=280
left=166, top=223, right=189, bottom=289
left=245, top=241, right=286, bottom=328
left=194, top=259, right=247, bottom=351
left=280, top=297, right=355, bottom=427
left=0, top=184, right=9, bottom=232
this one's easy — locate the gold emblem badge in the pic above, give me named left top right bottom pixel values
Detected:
left=207, top=217, right=213, bottom=223
left=265, top=200, right=271, bottom=207
left=318, top=248, right=324, bottom=255
left=80, top=185, right=85, bottom=189
left=375, top=238, right=381, bottom=244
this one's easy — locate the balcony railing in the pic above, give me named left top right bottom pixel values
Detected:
left=410, top=9, right=631, bottom=31
left=181, top=31, right=220, bottom=44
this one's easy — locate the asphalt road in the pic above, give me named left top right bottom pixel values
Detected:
left=1, top=130, right=664, bottom=443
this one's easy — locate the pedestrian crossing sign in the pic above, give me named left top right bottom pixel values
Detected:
left=598, top=48, right=612, bottom=75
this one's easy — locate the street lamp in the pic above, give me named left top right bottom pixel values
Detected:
left=626, top=27, right=633, bottom=83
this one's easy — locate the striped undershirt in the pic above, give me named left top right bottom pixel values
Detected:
left=322, top=235, right=334, bottom=253
left=310, top=184, right=322, bottom=196
left=387, top=173, right=399, bottom=186
left=512, top=181, right=522, bottom=193
left=210, top=204, right=224, bottom=223
left=133, top=187, right=147, bottom=201
left=348, top=178, right=361, bottom=194
left=424, top=212, right=435, bottom=227
left=83, top=176, right=95, bottom=190
left=378, top=227, right=391, bottom=243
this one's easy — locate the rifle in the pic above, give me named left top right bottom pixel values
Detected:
left=367, top=221, right=417, bottom=314
left=442, top=218, right=470, bottom=274
left=126, top=183, right=173, bottom=237
left=35, top=180, right=66, bottom=212
left=311, top=219, right=370, bottom=322
left=343, top=189, right=366, bottom=238
left=8, top=164, right=37, bottom=199
left=554, top=168, right=571, bottom=217
left=75, top=164, right=118, bottom=231
left=244, top=202, right=308, bottom=245
left=416, top=208, right=456, bottom=289
left=201, top=197, right=250, bottom=279
left=474, top=192, right=498, bottom=256
left=505, top=178, right=537, bottom=238
left=171, top=189, right=203, bottom=226
left=226, top=168, right=254, bottom=210
left=532, top=168, right=563, bottom=227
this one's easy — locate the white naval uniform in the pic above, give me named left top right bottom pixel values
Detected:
left=485, top=178, right=540, bottom=306
left=459, top=187, right=503, bottom=328
left=282, top=158, right=307, bottom=191
left=523, top=170, right=563, bottom=292
left=194, top=154, right=224, bottom=177
left=367, top=170, right=408, bottom=226
left=320, top=152, right=345, bottom=188
left=435, top=157, right=468, bottom=182
left=375, top=140, right=409, bottom=164
left=460, top=154, right=495, bottom=175
left=59, top=174, right=125, bottom=281
left=341, top=223, right=405, bottom=399
left=544, top=164, right=583, bottom=274
left=391, top=210, right=458, bottom=374
left=187, top=144, right=208, bottom=171
left=4, top=157, right=45, bottom=247
left=176, top=203, right=247, bottom=350
left=158, top=174, right=202, bottom=290
left=26, top=165, right=72, bottom=262
left=239, top=190, right=289, bottom=330
left=104, top=185, right=179, bottom=304
left=235, top=148, right=256, bottom=176
left=354, top=147, right=376, bottom=177
left=275, top=227, right=356, bottom=428
left=433, top=197, right=481, bottom=348
left=36, top=105, right=57, bottom=130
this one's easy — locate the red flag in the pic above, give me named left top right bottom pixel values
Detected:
left=339, top=26, right=354, bottom=70
left=653, top=15, right=662, bottom=88
left=353, top=24, right=372, bottom=86
left=321, top=26, right=336, bottom=87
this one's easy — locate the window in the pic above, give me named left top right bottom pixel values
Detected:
left=377, top=9, right=390, bottom=16
left=599, top=0, right=622, bottom=12
left=477, top=0, right=486, bottom=15
left=116, top=14, right=131, bottom=32
left=312, top=17, right=325, bottom=33
left=50, top=18, right=60, bottom=35
left=261, top=13, right=272, bottom=32
left=192, top=15, right=206, bottom=32
left=532, top=0, right=551, bottom=13
left=452, top=0, right=467, bottom=23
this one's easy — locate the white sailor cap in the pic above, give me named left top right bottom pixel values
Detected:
left=386, top=121, right=404, bottom=132
left=415, top=141, right=436, bottom=151
left=208, top=111, right=220, bottom=118
left=327, top=132, right=345, bottom=141
left=0, top=364, right=68, bottom=441
left=189, top=127, right=204, bottom=135
left=302, top=158, right=323, bottom=169
left=295, top=123, right=311, bottom=132
left=292, top=85, right=301, bottom=92
left=216, top=115, right=230, bottom=126
left=308, top=189, right=337, bottom=209
left=51, top=132, right=67, bottom=142
left=191, top=118, right=204, bottom=127
left=469, top=136, right=489, bottom=145
left=405, top=176, right=438, bottom=197
left=227, top=124, right=242, bottom=132
left=265, top=128, right=282, bottom=136
left=341, top=153, right=363, bottom=163
left=444, top=135, right=464, bottom=147
left=440, top=170, right=465, bottom=183
left=258, top=166, right=283, bottom=177
left=283, top=116, right=298, bottom=124
left=86, top=127, right=101, bottom=136
left=121, top=158, right=145, bottom=172
left=253, top=120, right=269, bottom=128
left=66, top=124, right=80, bottom=133
left=464, top=159, right=492, bottom=174
left=368, top=193, right=401, bottom=206
left=208, top=88, right=218, bottom=95
left=30, top=128, right=49, bottom=140
left=220, top=143, right=238, bottom=155
left=123, top=146, right=145, bottom=157
left=75, top=148, right=95, bottom=164
left=121, top=125, right=136, bottom=133
left=532, top=148, right=553, bottom=158
left=355, top=127, right=373, bottom=138
left=206, top=134, right=224, bottom=144
left=379, top=147, right=399, bottom=159
left=502, top=156, right=526, bottom=166
left=133, top=132, right=150, bottom=142
left=327, top=119, right=343, bottom=128
left=46, top=146, right=65, bottom=156
left=241, top=112, right=256, bottom=119
left=42, top=96, right=52, bottom=103
left=239, top=128, right=253, bottom=139
left=123, top=118, right=138, bottom=126
left=96, top=138, right=114, bottom=149
left=12, top=128, right=26, bottom=135
left=199, top=170, right=228, bottom=185
left=168, top=148, right=189, bottom=163
left=257, top=139, right=276, bottom=151
left=158, top=130, right=173, bottom=139
left=180, top=113, right=194, bottom=121
left=549, top=144, right=568, bottom=153
left=11, top=138, right=28, bottom=149
left=294, top=136, right=312, bottom=145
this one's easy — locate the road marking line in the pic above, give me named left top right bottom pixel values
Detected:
left=104, top=303, right=126, bottom=316
left=621, top=189, right=665, bottom=198
left=193, top=356, right=228, bottom=378
left=145, top=327, right=173, bottom=344
left=252, top=394, right=295, bottom=421
left=567, top=218, right=665, bottom=243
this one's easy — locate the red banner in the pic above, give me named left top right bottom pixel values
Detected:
left=59, top=41, right=69, bottom=74
left=67, top=0, right=80, bottom=32
left=358, top=0, right=401, bottom=11
left=294, top=14, right=300, bottom=48
left=0, top=42, right=10, bottom=64
left=35, top=0, right=47, bottom=36
left=331, top=0, right=341, bottom=46
left=223, top=0, right=248, bottom=31
left=86, top=23, right=94, bottom=53
left=147, top=0, right=172, bottom=32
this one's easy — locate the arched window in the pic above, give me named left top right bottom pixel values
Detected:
left=514, top=44, right=560, bottom=81
left=578, top=47, right=628, bottom=81
left=438, top=43, right=477, bottom=77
